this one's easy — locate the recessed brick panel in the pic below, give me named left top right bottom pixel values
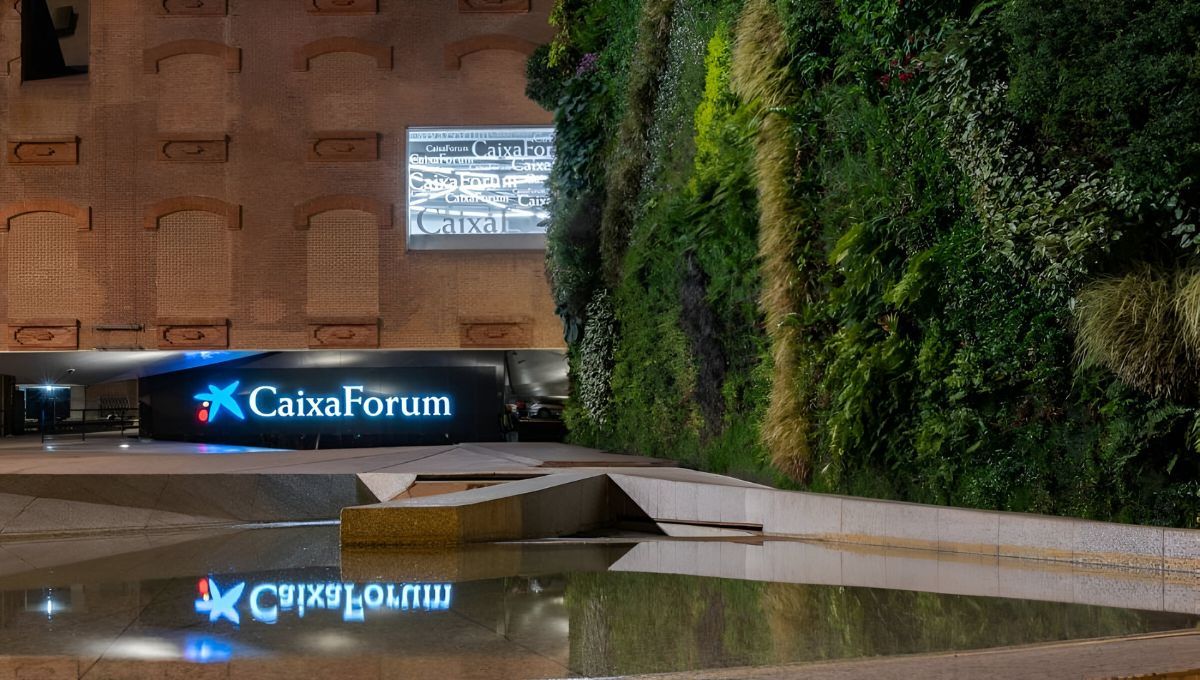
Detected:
left=444, top=34, right=538, bottom=70
left=156, top=317, right=229, bottom=349
left=293, top=38, right=392, bottom=71
left=5, top=213, right=80, bottom=322
left=459, top=316, right=533, bottom=348
left=307, top=0, right=378, bottom=15
left=295, top=196, right=391, bottom=229
left=154, top=212, right=233, bottom=320
left=307, top=317, right=380, bottom=348
left=305, top=210, right=379, bottom=317
left=458, top=0, right=530, bottom=13
left=307, top=131, right=379, bottom=162
left=157, top=135, right=228, bottom=163
left=6, top=320, right=80, bottom=350
left=158, top=0, right=227, bottom=16
left=7, top=137, right=79, bottom=165
left=0, top=200, right=90, bottom=231
left=145, top=197, right=242, bottom=231
left=144, top=40, right=241, bottom=74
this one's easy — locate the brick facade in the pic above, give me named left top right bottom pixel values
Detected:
left=0, top=0, right=560, bottom=350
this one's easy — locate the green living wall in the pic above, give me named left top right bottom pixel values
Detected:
left=532, top=0, right=1200, bottom=527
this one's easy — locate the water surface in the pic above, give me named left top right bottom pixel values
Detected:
left=0, top=527, right=1194, bottom=678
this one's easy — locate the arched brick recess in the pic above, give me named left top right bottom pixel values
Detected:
left=154, top=211, right=231, bottom=318
left=305, top=210, right=378, bottom=317
left=294, top=195, right=392, bottom=230
left=144, top=40, right=241, bottom=73
left=0, top=199, right=90, bottom=231
left=444, top=34, right=538, bottom=70
left=145, top=196, right=241, bottom=230
left=4, top=212, right=79, bottom=319
left=292, top=37, right=392, bottom=71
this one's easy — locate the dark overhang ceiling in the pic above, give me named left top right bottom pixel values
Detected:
left=0, top=350, right=569, bottom=399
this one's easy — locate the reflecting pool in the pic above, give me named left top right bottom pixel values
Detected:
left=0, top=526, right=1195, bottom=678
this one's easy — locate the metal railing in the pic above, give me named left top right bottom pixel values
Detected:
left=40, top=407, right=140, bottom=443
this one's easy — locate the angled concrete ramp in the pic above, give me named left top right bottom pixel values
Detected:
left=341, top=472, right=623, bottom=546
left=0, top=441, right=672, bottom=538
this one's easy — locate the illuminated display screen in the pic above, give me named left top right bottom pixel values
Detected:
left=406, top=126, right=555, bottom=250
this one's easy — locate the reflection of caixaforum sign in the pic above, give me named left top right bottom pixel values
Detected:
left=406, top=126, right=554, bottom=250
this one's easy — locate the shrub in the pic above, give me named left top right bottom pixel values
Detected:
left=1002, top=0, right=1200, bottom=221
left=525, top=43, right=569, bottom=111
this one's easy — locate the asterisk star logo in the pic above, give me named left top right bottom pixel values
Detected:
left=195, top=578, right=245, bottom=624
left=194, top=381, right=245, bottom=423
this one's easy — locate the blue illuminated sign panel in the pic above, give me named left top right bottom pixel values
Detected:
left=195, top=577, right=452, bottom=625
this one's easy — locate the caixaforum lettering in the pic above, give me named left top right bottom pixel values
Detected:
left=249, top=385, right=452, bottom=418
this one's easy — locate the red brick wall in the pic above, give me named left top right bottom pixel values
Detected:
left=0, top=0, right=561, bottom=351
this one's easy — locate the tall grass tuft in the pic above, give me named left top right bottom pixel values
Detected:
left=1173, top=269, right=1200, bottom=354
left=1074, top=265, right=1197, bottom=399
left=731, top=0, right=813, bottom=482
left=599, top=0, right=676, bottom=286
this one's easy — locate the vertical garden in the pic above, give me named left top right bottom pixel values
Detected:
left=532, top=0, right=1200, bottom=527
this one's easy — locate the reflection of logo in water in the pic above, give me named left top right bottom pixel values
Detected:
left=195, top=577, right=246, bottom=624
left=193, top=381, right=245, bottom=423
left=194, top=576, right=452, bottom=624
left=184, top=634, right=234, bottom=663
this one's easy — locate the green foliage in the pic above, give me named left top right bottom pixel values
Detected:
left=1001, top=0, right=1200, bottom=253
left=525, top=43, right=567, bottom=111
left=600, top=0, right=678, bottom=285
left=576, top=289, right=617, bottom=429
left=933, top=22, right=1140, bottom=299
left=545, top=0, right=1200, bottom=527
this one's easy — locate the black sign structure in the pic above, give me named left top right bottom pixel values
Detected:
left=140, top=366, right=503, bottom=448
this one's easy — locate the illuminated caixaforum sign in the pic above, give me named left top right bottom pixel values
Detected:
left=406, top=126, right=555, bottom=250
left=141, top=366, right=501, bottom=446
left=193, top=381, right=452, bottom=422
